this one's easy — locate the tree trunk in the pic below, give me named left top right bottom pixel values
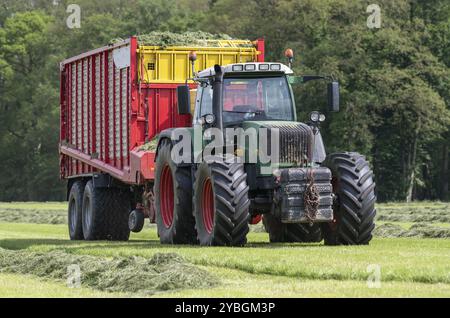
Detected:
left=406, top=120, right=421, bottom=203
left=442, top=143, right=449, bottom=201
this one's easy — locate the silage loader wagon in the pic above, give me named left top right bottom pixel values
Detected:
left=59, top=36, right=265, bottom=241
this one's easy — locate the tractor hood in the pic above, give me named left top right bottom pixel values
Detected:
left=239, top=121, right=314, bottom=168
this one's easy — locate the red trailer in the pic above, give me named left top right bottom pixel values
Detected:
left=59, top=36, right=264, bottom=240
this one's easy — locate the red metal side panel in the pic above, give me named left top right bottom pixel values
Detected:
left=60, top=39, right=133, bottom=181
left=141, top=84, right=192, bottom=142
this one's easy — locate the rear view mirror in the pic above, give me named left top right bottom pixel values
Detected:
left=177, top=85, right=191, bottom=115
left=327, top=82, right=339, bottom=112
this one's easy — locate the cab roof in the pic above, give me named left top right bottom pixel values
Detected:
left=196, top=62, right=293, bottom=78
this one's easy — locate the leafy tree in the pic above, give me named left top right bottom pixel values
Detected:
left=0, top=0, right=448, bottom=202
left=0, top=11, right=63, bottom=200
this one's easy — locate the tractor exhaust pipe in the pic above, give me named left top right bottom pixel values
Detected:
left=212, top=64, right=224, bottom=135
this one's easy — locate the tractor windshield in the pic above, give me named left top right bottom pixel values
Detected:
left=222, top=76, right=295, bottom=123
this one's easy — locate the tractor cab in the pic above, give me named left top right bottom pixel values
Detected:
left=192, top=63, right=296, bottom=128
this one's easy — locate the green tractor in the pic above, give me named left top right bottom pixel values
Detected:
left=153, top=58, right=376, bottom=246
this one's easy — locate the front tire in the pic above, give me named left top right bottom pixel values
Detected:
left=321, top=152, right=376, bottom=245
left=193, top=158, right=250, bottom=246
left=154, top=139, right=197, bottom=244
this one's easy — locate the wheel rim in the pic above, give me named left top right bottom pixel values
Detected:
left=201, top=178, right=215, bottom=234
left=69, top=198, right=76, bottom=232
left=129, top=212, right=136, bottom=229
left=160, top=165, right=174, bottom=228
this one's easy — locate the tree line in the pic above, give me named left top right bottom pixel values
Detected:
left=0, top=0, right=448, bottom=202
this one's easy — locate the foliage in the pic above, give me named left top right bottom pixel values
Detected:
left=0, top=0, right=448, bottom=201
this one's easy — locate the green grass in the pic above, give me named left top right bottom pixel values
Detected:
left=0, top=222, right=449, bottom=297
left=0, top=202, right=67, bottom=210
left=156, top=266, right=450, bottom=298
left=0, top=201, right=449, bottom=297
left=377, top=202, right=450, bottom=223
left=2, top=264, right=448, bottom=298
left=0, top=247, right=218, bottom=296
left=377, top=221, right=450, bottom=229
left=0, top=273, right=127, bottom=298
left=0, top=202, right=66, bottom=224
left=2, top=201, right=449, bottom=234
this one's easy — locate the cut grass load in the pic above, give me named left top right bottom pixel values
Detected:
left=112, top=31, right=251, bottom=48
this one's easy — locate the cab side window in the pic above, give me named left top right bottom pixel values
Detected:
left=200, top=84, right=213, bottom=117
left=193, top=86, right=203, bottom=124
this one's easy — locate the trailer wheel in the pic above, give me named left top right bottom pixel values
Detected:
left=154, top=140, right=197, bottom=244
left=262, top=213, right=322, bottom=243
left=82, top=180, right=131, bottom=241
left=321, top=152, right=376, bottom=245
left=193, top=158, right=250, bottom=246
left=129, top=209, right=145, bottom=233
left=68, top=181, right=84, bottom=240
left=107, top=189, right=132, bottom=241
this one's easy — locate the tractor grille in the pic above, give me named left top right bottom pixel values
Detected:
left=265, top=123, right=313, bottom=165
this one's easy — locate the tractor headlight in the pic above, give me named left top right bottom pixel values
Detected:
left=205, top=114, right=216, bottom=125
left=319, top=113, right=326, bottom=122
left=270, top=64, right=281, bottom=71
left=245, top=64, right=256, bottom=71
left=232, top=65, right=244, bottom=72
left=310, top=111, right=320, bottom=123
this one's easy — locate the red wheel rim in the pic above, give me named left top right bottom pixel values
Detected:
left=160, top=165, right=174, bottom=228
left=250, top=214, right=262, bottom=225
left=201, top=178, right=215, bottom=234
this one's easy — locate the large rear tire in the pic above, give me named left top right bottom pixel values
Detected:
left=193, top=158, right=250, bottom=246
left=321, top=152, right=376, bottom=245
left=262, top=213, right=322, bottom=243
left=68, top=181, right=84, bottom=240
left=82, top=180, right=131, bottom=241
left=154, top=140, right=197, bottom=244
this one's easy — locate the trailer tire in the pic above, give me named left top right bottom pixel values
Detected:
left=68, top=181, right=84, bottom=240
left=321, top=152, right=376, bottom=245
left=154, top=140, right=197, bottom=244
left=193, top=158, right=250, bottom=246
left=262, top=213, right=322, bottom=243
left=82, top=181, right=131, bottom=241
left=106, top=189, right=131, bottom=241
left=129, top=209, right=145, bottom=233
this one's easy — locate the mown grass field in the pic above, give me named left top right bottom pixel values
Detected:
left=0, top=202, right=449, bottom=298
